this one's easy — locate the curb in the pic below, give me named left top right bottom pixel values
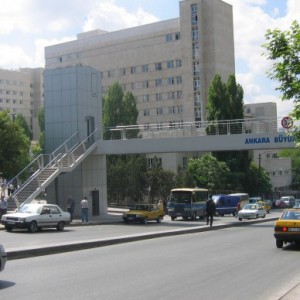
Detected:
left=6, top=216, right=279, bottom=260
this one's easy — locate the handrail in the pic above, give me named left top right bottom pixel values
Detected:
left=103, top=117, right=295, bottom=140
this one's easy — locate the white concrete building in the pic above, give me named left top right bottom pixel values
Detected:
left=0, top=68, right=44, bottom=140
left=244, top=102, right=292, bottom=191
left=44, top=0, right=235, bottom=172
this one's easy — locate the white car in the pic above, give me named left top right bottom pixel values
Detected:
left=1, top=203, right=70, bottom=233
left=237, top=203, right=266, bottom=221
left=0, top=244, right=7, bottom=272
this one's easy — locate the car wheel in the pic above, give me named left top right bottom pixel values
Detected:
left=171, top=216, right=176, bottom=221
left=238, top=218, right=242, bottom=221
left=28, top=221, right=38, bottom=233
left=143, top=218, right=148, bottom=224
left=157, top=216, right=162, bottom=223
left=276, top=239, right=283, bottom=248
left=57, top=221, right=65, bottom=231
left=262, top=214, right=266, bottom=218
left=5, top=225, right=12, bottom=232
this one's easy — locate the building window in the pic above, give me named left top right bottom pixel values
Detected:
left=142, top=64, right=148, bottom=72
left=120, top=68, right=126, bottom=76
left=168, top=77, right=175, bottom=85
left=155, top=79, right=162, bottom=86
left=175, top=32, right=180, bottom=40
left=155, top=62, right=162, bottom=71
left=167, top=60, right=174, bottom=69
left=142, top=95, right=149, bottom=102
left=177, top=90, right=183, bottom=99
left=156, top=107, right=163, bottom=115
left=177, top=76, right=182, bottom=84
left=168, top=91, right=176, bottom=100
left=168, top=106, right=176, bottom=114
left=131, top=66, right=136, bottom=74
left=156, top=93, right=162, bottom=101
left=143, top=81, right=149, bottom=88
left=177, top=105, right=183, bottom=113
left=176, top=59, right=182, bottom=68
left=58, top=57, right=63, bottom=62
left=144, top=109, right=150, bottom=116
left=131, top=82, right=136, bottom=90
left=166, top=34, right=173, bottom=42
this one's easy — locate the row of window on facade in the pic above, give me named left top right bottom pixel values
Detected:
left=140, top=90, right=183, bottom=103
left=57, top=31, right=181, bottom=64
left=0, top=98, right=25, bottom=105
left=0, top=89, right=24, bottom=96
left=143, top=120, right=184, bottom=131
left=267, top=169, right=290, bottom=177
left=0, top=79, right=25, bottom=86
left=144, top=106, right=183, bottom=117
left=102, top=76, right=183, bottom=94
left=104, top=59, right=182, bottom=79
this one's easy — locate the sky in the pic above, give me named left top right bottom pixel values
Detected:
left=0, top=0, right=299, bottom=118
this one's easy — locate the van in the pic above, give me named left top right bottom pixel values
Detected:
left=212, top=194, right=241, bottom=216
left=280, top=196, right=295, bottom=208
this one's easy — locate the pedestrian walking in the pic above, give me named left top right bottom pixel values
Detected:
left=206, top=197, right=216, bottom=227
left=67, top=195, right=75, bottom=222
left=80, top=196, right=89, bottom=223
left=0, top=193, right=8, bottom=218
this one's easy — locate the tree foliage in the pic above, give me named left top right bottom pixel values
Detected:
left=188, top=153, right=230, bottom=190
left=206, top=74, right=252, bottom=190
left=262, top=20, right=300, bottom=117
left=0, top=110, right=31, bottom=179
left=15, top=114, right=32, bottom=140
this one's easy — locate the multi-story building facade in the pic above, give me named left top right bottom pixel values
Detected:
left=45, top=0, right=234, bottom=125
left=244, top=102, right=292, bottom=191
left=0, top=68, right=44, bottom=140
left=44, top=0, right=235, bottom=171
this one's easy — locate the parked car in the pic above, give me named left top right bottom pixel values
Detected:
left=274, top=209, right=300, bottom=248
left=249, top=197, right=271, bottom=213
left=237, top=203, right=266, bottom=221
left=279, top=196, right=295, bottom=208
left=1, top=203, right=70, bottom=232
left=294, top=200, right=300, bottom=208
left=275, top=199, right=286, bottom=208
left=0, top=244, right=7, bottom=272
left=123, top=204, right=164, bottom=224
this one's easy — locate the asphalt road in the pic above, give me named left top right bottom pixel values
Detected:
left=0, top=212, right=281, bottom=257
left=1, top=221, right=300, bottom=300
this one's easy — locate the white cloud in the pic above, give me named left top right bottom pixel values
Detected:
left=83, top=0, right=159, bottom=32
left=0, top=45, right=32, bottom=69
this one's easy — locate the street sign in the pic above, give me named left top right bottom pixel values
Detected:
left=281, top=116, right=293, bottom=129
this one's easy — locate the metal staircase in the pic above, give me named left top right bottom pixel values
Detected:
left=6, top=130, right=98, bottom=211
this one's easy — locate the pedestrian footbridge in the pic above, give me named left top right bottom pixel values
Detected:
left=5, top=117, right=297, bottom=209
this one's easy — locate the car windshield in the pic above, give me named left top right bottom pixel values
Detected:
left=17, top=204, right=42, bottom=214
left=281, top=211, right=300, bottom=220
left=131, top=205, right=149, bottom=211
left=243, top=204, right=258, bottom=210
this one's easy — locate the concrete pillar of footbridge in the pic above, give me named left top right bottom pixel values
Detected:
left=44, top=65, right=107, bottom=218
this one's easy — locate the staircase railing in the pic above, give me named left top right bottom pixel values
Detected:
left=6, top=129, right=98, bottom=209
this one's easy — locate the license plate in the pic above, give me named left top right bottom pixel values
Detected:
left=288, top=228, right=300, bottom=232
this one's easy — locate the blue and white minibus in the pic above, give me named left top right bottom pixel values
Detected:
left=167, top=188, right=209, bottom=221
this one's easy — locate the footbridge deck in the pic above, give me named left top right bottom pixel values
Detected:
left=96, top=117, right=297, bottom=155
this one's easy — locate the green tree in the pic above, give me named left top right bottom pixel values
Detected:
left=145, top=157, right=176, bottom=203
left=262, top=20, right=300, bottom=117
left=243, top=162, right=272, bottom=196
left=279, top=148, right=300, bottom=189
left=207, top=74, right=252, bottom=189
left=0, top=111, right=31, bottom=179
left=188, top=153, right=230, bottom=190
left=32, top=107, right=45, bottom=156
left=15, top=114, right=32, bottom=140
